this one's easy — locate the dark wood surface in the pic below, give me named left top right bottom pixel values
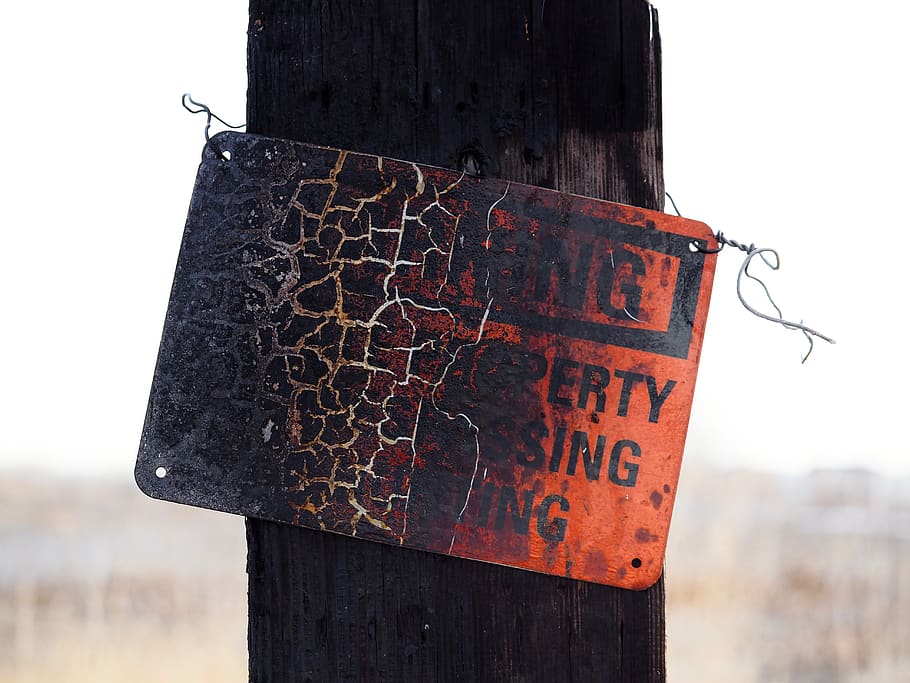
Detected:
left=246, top=1, right=666, bottom=680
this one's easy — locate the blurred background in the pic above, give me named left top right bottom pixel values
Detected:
left=1, top=1, right=907, bottom=681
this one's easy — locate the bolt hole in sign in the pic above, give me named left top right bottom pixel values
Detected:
left=136, top=132, right=717, bottom=590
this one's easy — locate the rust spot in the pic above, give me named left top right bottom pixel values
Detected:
left=663, top=484, right=671, bottom=494
left=635, top=527, right=656, bottom=543
left=585, top=551, right=608, bottom=576
left=649, top=491, right=663, bottom=509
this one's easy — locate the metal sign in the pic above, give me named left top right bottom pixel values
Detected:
left=136, top=132, right=717, bottom=589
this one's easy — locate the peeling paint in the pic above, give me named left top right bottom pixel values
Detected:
left=137, top=132, right=717, bottom=589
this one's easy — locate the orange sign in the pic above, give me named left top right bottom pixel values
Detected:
left=137, top=133, right=717, bottom=589
left=429, top=192, right=718, bottom=589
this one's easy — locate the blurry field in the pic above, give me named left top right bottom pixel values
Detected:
left=1, top=465, right=909, bottom=682
left=0, top=475, right=247, bottom=683
left=666, top=465, right=910, bottom=683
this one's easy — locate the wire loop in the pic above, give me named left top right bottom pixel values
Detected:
left=736, top=247, right=835, bottom=363
left=667, top=193, right=835, bottom=363
left=181, top=93, right=245, bottom=159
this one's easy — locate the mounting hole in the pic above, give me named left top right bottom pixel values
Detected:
left=155, top=466, right=167, bottom=479
left=688, top=240, right=700, bottom=253
left=222, top=150, right=232, bottom=161
left=631, top=558, right=642, bottom=568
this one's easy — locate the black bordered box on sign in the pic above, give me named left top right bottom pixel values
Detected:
left=439, top=195, right=707, bottom=360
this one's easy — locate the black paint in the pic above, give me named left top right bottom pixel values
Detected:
left=246, top=1, right=666, bottom=681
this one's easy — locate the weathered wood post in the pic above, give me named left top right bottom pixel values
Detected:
left=245, top=1, right=666, bottom=679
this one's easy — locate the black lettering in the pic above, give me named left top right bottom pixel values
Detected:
left=566, top=430, right=606, bottom=481
left=547, top=357, right=579, bottom=407
left=495, top=486, right=535, bottom=535
left=576, top=363, right=610, bottom=413
left=476, top=482, right=496, bottom=526
left=597, top=246, right=646, bottom=319
left=483, top=417, right=511, bottom=464
left=532, top=234, right=593, bottom=310
left=614, top=369, right=644, bottom=417
left=518, top=421, right=548, bottom=469
left=608, top=440, right=641, bottom=487
left=549, top=426, right=568, bottom=473
left=537, top=495, right=570, bottom=542
left=476, top=345, right=548, bottom=386
left=491, top=235, right=529, bottom=305
left=645, top=376, right=676, bottom=423
left=525, top=351, right=549, bottom=383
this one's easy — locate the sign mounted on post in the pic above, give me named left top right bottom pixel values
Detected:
left=136, top=132, right=717, bottom=589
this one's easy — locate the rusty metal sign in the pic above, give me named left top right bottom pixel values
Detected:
left=136, top=132, right=717, bottom=589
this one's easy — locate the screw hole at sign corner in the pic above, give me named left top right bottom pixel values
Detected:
left=155, top=466, right=167, bottom=479
left=688, top=240, right=700, bottom=253
left=631, top=558, right=642, bottom=569
left=221, top=150, right=232, bottom=161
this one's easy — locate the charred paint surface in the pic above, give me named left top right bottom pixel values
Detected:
left=136, top=132, right=716, bottom=589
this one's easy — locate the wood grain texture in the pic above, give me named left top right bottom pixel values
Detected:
left=246, top=1, right=665, bottom=680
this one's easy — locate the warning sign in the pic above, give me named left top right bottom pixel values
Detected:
left=136, top=132, right=717, bottom=589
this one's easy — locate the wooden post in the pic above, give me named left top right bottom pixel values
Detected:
left=245, top=1, right=666, bottom=680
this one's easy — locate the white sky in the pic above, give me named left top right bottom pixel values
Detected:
left=0, top=1, right=906, bottom=479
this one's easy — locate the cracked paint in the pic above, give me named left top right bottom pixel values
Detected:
left=137, top=132, right=717, bottom=589
left=250, top=148, right=498, bottom=542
